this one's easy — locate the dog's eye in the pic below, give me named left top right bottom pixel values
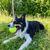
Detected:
left=13, top=21, right=17, bottom=24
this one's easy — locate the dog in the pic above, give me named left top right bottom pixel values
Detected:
left=3, top=14, right=44, bottom=50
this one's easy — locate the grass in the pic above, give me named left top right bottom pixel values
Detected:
left=0, top=14, right=50, bottom=50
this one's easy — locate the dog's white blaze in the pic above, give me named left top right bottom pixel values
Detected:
left=9, top=22, right=14, bottom=27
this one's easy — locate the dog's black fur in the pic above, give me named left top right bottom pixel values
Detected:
left=11, top=14, right=44, bottom=39
left=26, top=21, right=44, bottom=38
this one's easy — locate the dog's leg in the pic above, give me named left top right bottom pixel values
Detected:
left=2, top=30, right=21, bottom=44
left=2, top=35, right=18, bottom=44
left=18, top=34, right=32, bottom=50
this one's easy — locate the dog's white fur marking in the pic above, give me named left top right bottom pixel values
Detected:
left=9, top=22, right=14, bottom=27
left=22, top=20, right=28, bottom=33
left=18, top=33, right=32, bottom=50
left=2, top=20, right=32, bottom=50
left=3, top=35, right=18, bottom=44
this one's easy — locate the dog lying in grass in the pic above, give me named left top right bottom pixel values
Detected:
left=3, top=14, right=44, bottom=50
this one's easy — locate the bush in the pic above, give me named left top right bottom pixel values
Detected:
left=0, top=0, right=50, bottom=17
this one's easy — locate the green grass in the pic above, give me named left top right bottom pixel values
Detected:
left=0, top=14, right=50, bottom=50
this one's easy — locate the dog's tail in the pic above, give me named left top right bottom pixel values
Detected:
left=39, top=23, right=45, bottom=30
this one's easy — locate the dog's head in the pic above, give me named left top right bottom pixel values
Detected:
left=8, top=14, right=26, bottom=31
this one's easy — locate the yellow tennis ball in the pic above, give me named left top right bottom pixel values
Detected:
left=9, top=27, right=17, bottom=33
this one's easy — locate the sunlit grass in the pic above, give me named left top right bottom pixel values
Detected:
left=0, top=13, right=13, bottom=23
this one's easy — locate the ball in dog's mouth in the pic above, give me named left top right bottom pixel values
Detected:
left=9, top=27, right=17, bottom=33
left=9, top=24, right=22, bottom=33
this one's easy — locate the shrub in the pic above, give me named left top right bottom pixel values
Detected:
left=0, top=0, right=50, bottom=17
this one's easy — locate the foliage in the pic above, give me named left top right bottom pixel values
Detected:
left=0, top=0, right=12, bottom=14
left=0, top=0, right=50, bottom=17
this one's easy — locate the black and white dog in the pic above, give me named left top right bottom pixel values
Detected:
left=3, top=14, right=44, bottom=50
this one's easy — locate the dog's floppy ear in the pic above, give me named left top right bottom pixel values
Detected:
left=21, top=13, right=26, bottom=21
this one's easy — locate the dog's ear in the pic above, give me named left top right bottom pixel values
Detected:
left=21, top=13, right=26, bottom=21
left=15, top=16, right=18, bottom=20
left=15, top=16, right=17, bottom=19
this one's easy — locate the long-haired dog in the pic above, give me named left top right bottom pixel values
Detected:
left=3, top=14, right=44, bottom=50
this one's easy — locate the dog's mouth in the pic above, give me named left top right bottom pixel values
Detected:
left=14, top=24, right=21, bottom=27
left=14, top=24, right=21, bottom=30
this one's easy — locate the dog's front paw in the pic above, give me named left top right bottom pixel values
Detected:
left=2, top=40, right=10, bottom=44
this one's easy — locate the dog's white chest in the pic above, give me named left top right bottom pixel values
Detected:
left=16, top=29, right=25, bottom=38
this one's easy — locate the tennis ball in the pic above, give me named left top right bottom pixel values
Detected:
left=9, top=27, right=17, bottom=33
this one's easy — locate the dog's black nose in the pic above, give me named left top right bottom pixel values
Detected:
left=8, top=25, right=10, bottom=27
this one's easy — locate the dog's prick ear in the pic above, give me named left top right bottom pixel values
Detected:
left=21, top=13, right=26, bottom=20
left=15, top=16, right=18, bottom=20
left=15, top=16, right=17, bottom=19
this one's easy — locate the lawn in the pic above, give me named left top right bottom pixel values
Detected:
left=0, top=14, right=50, bottom=50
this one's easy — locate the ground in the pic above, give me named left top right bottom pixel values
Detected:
left=0, top=14, right=50, bottom=50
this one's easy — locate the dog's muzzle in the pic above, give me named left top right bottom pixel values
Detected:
left=8, top=22, right=14, bottom=27
left=14, top=24, right=21, bottom=30
left=14, top=24, right=21, bottom=27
